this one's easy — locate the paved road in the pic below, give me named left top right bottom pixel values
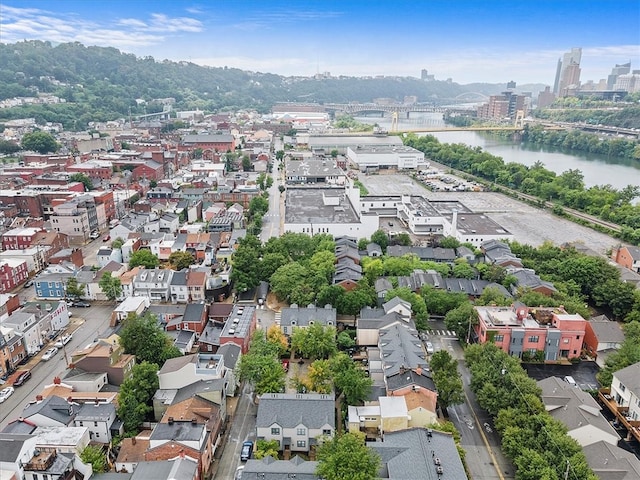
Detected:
left=214, top=383, right=258, bottom=480
left=427, top=319, right=515, bottom=480
left=0, top=303, right=118, bottom=430
left=260, top=159, right=284, bottom=243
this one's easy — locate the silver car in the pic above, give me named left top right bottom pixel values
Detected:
left=0, top=386, right=14, bottom=403
left=425, top=342, right=435, bottom=354
left=42, top=347, right=59, bottom=361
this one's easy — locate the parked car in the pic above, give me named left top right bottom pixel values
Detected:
left=13, top=370, right=31, bottom=387
left=103, top=235, right=111, bottom=242
left=42, top=347, right=59, bottom=361
left=72, top=301, right=91, bottom=308
left=235, top=466, right=245, bottom=480
left=0, top=386, right=14, bottom=403
left=54, top=334, right=72, bottom=348
left=24, top=279, right=34, bottom=288
left=89, top=231, right=100, bottom=240
left=425, top=342, right=435, bottom=354
left=240, top=441, right=253, bottom=461
left=47, top=330, right=61, bottom=341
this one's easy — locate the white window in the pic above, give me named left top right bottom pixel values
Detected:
left=297, top=427, right=306, bottom=436
left=296, top=440, right=306, bottom=448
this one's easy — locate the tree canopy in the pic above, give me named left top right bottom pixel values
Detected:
left=128, top=249, right=160, bottom=269
left=21, top=131, right=58, bottom=153
left=117, top=361, right=160, bottom=434
left=316, top=432, right=380, bottom=480
left=118, top=312, right=181, bottom=365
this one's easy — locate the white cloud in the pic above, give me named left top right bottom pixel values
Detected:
left=0, top=5, right=202, bottom=50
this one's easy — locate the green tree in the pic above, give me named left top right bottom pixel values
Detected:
left=370, top=229, right=389, bottom=252
left=21, top=131, right=59, bottom=154
left=98, top=271, right=122, bottom=301
left=444, top=302, right=477, bottom=342
left=231, top=235, right=262, bottom=292
left=242, top=154, right=252, bottom=171
left=254, top=439, right=280, bottom=460
left=430, top=351, right=464, bottom=409
left=238, top=331, right=287, bottom=395
left=0, top=139, right=20, bottom=154
left=249, top=195, right=269, bottom=218
left=168, top=251, right=196, bottom=270
left=290, top=324, right=337, bottom=360
left=452, top=259, right=477, bottom=279
left=111, top=237, right=125, bottom=249
left=330, top=353, right=373, bottom=405
left=438, top=236, right=461, bottom=248
left=65, top=277, right=85, bottom=299
left=119, top=312, right=181, bottom=365
left=79, top=445, right=107, bottom=473
left=316, top=432, right=380, bottom=480
left=306, top=359, right=333, bottom=394
left=69, top=173, right=94, bottom=191
left=117, top=361, right=160, bottom=434
left=422, top=286, right=468, bottom=316
left=337, top=331, right=355, bottom=351
left=128, top=249, right=159, bottom=269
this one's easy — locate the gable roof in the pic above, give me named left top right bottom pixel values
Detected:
left=368, top=428, right=467, bottom=480
left=583, top=440, right=640, bottom=480
left=378, top=323, right=428, bottom=376
left=613, top=362, right=640, bottom=394
left=0, top=433, right=34, bottom=462
left=131, top=457, right=199, bottom=480
left=150, top=420, right=205, bottom=442
left=280, top=304, right=337, bottom=327
left=257, top=394, right=335, bottom=430
left=22, top=395, right=77, bottom=425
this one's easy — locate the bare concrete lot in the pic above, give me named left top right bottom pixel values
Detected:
left=359, top=173, right=619, bottom=254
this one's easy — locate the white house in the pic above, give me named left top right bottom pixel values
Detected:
left=73, top=402, right=117, bottom=443
left=132, top=268, right=174, bottom=302
left=157, top=353, right=225, bottom=390
left=256, top=393, right=335, bottom=453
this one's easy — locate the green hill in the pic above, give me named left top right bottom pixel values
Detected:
left=0, top=40, right=507, bottom=130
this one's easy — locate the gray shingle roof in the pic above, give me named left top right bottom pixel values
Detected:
left=369, top=428, right=467, bottom=480
left=0, top=433, right=34, bottom=462
left=378, top=323, right=428, bottom=376
left=614, top=361, right=640, bottom=395
left=131, top=457, right=198, bottom=480
left=280, top=304, right=336, bottom=328
left=256, top=394, right=335, bottom=430
left=243, top=455, right=319, bottom=478
left=74, top=402, right=115, bottom=422
left=150, top=420, right=205, bottom=442
left=583, top=440, right=640, bottom=480
left=22, top=396, right=77, bottom=426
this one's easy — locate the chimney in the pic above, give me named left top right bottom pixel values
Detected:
left=168, top=417, right=174, bottom=425
left=36, top=395, right=43, bottom=401
left=415, top=366, right=423, bottom=376
left=191, top=417, right=197, bottom=425
left=132, top=437, right=137, bottom=445
left=53, top=376, right=61, bottom=384
left=451, top=209, right=458, bottom=234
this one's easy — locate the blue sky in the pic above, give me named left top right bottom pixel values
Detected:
left=1, top=1, right=639, bottom=85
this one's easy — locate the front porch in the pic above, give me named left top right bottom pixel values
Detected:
left=598, top=387, right=640, bottom=442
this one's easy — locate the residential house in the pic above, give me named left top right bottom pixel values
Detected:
left=348, top=396, right=413, bottom=437
left=0, top=258, right=29, bottom=293
left=219, top=304, right=256, bottom=354
left=132, top=160, right=164, bottom=182
left=599, top=361, right=640, bottom=444
left=475, top=304, right=586, bottom=361
left=508, top=267, right=557, bottom=296
left=157, top=353, right=226, bottom=390
left=171, top=330, right=196, bottom=355
left=112, top=296, right=150, bottom=327
left=170, top=270, right=189, bottom=303
left=333, top=258, right=362, bottom=290
left=166, top=303, right=208, bottom=337
left=38, top=377, right=118, bottom=404
left=70, top=334, right=135, bottom=385
left=368, top=428, right=468, bottom=479
left=216, top=343, right=241, bottom=396
left=242, top=456, right=320, bottom=480
left=186, top=270, right=207, bottom=302
left=582, top=440, right=640, bottom=480
left=2, top=310, right=43, bottom=355
left=146, top=419, right=213, bottom=479
left=256, top=393, right=335, bottom=454
left=159, top=212, right=180, bottom=233
left=366, top=243, right=383, bottom=257
left=119, top=266, right=142, bottom=299
left=1, top=227, right=43, bottom=251
left=21, top=395, right=78, bottom=427
left=611, top=245, right=640, bottom=273
left=92, top=262, right=127, bottom=301
left=381, top=297, right=412, bottom=320
left=374, top=278, right=393, bottom=306
left=357, top=306, right=410, bottom=346
left=198, top=320, right=223, bottom=354
left=0, top=433, right=38, bottom=480
left=72, top=402, right=119, bottom=443
left=129, top=457, right=199, bottom=480
left=0, top=325, right=28, bottom=377
left=583, top=314, right=625, bottom=367
left=152, top=378, right=227, bottom=427
left=386, top=245, right=457, bottom=263
left=133, top=268, right=174, bottom=302
left=96, top=247, right=123, bottom=268
left=481, top=240, right=523, bottom=268
left=34, top=272, right=74, bottom=300
left=279, top=304, right=337, bottom=336
left=385, top=368, right=438, bottom=424
left=538, top=376, right=619, bottom=447
left=32, top=426, right=90, bottom=456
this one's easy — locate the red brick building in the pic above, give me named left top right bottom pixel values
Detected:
left=0, top=258, right=29, bottom=292
left=132, top=161, right=164, bottom=181
left=611, top=245, right=640, bottom=273
left=1, top=227, right=43, bottom=251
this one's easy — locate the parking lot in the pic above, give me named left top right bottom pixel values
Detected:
left=524, top=361, right=600, bottom=391
left=359, top=172, right=620, bottom=254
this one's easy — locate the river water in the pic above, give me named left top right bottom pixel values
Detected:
left=355, top=113, right=640, bottom=191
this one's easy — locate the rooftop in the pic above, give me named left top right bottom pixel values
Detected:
left=284, top=187, right=360, bottom=225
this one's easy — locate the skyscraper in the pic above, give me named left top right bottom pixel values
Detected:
left=607, top=62, right=631, bottom=89
left=553, top=48, right=582, bottom=97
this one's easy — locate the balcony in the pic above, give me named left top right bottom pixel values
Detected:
left=599, top=388, right=640, bottom=442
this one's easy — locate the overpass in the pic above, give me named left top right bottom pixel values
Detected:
left=324, top=103, right=474, bottom=117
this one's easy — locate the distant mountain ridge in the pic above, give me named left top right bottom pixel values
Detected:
left=0, top=40, right=542, bottom=129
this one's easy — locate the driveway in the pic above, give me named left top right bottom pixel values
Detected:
left=524, top=361, right=600, bottom=391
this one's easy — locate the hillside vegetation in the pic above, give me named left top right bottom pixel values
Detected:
left=0, top=40, right=505, bottom=130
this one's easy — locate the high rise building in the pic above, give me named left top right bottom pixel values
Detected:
left=607, top=62, right=631, bottom=89
left=553, top=48, right=582, bottom=97
left=537, top=86, right=555, bottom=109
left=477, top=91, right=527, bottom=120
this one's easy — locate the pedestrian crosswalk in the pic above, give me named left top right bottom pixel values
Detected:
left=429, top=330, right=458, bottom=337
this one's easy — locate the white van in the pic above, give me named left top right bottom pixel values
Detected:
left=563, top=375, right=577, bottom=386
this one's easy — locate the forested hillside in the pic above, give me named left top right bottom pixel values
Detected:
left=0, top=40, right=505, bottom=129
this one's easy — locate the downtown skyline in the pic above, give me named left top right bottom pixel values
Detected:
left=1, top=0, right=639, bottom=86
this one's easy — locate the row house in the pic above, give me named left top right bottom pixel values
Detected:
left=181, top=134, right=236, bottom=155
left=0, top=258, right=29, bottom=293
left=132, top=268, right=174, bottom=302
left=0, top=325, right=28, bottom=378
left=475, top=304, right=586, bottom=361
left=0, top=247, right=48, bottom=275
left=611, top=245, right=640, bottom=274
left=133, top=160, right=164, bottom=182
left=2, top=310, right=43, bottom=355
left=599, top=361, right=640, bottom=444
left=1, top=227, right=44, bottom=251
left=166, top=303, right=208, bottom=337
left=67, top=160, right=113, bottom=180
left=70, top=334, right=135, bottom=386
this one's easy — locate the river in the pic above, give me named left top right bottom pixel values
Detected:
left=355, top=113, right=640, bottom=192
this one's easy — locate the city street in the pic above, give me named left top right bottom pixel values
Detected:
left=0, top=302, right=118, bottom=430
left=260, top=158, right=284, bottom=243
left=427, top=319, right=515, bottom=480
